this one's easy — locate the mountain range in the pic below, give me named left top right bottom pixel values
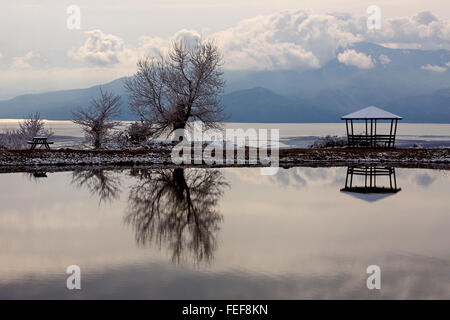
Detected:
left=1, top=43, right=449, bottom=122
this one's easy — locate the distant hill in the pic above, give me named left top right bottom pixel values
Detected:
left=0, top=42, right=449, bottom=122
left=0, top=77, right=134, bottom=120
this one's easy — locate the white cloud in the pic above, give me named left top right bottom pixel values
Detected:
left=138, top=29, right=201, bottom=57
left=378, top=54, right=392, bottom=65
left=0, top=52, right=3, bottom=59
left=69, top=29, right=134, bottom=66
left=337, top=49, right=374, bottom=69
left=420, top=64, right=447, bottom=72
left=211, top=10, right=361, bottom=70
left=446, top=62, right=450, bottom=67
left=208, top=9, right=450, bottom=70
left=66, top=9, right=450, bottom=72
left=365, top=11, right=450, bottom=50
left=11, top=51, right=40, bottom=69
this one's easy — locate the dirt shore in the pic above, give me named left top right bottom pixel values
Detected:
left=0, top=147, right=448, bottom=173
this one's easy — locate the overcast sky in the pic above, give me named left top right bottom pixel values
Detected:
left=1, top=0, right=449, bottom=99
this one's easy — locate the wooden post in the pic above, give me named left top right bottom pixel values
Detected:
left=370, top=119, right=373, bottom=147
left=349, top=167, right=353, bottom=187
left=374, top=119, right=377, bottom=147
left=365, top=119, right=368, bottom=146
left=345, top=167, right=349, bottom=188
left=389, top=119, right=394, bottom=148
left=365, top=169, right=367, bottom=187
left=351, top=120, right=354, bottom=147
left=393, top=168, right=397, bottom=189
left=389, top=170, right=393, bottom=189
left=393, top=119, right=398, bottom=148
left=345, top=120, right=349, bottom=146
left=374, top=166, right=377, bottom=187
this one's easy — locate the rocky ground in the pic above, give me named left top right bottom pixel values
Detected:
left=0, top=147, right=448, bottom=173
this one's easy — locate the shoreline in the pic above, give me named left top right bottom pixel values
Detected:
left=0, top=147, right=448, bottom=173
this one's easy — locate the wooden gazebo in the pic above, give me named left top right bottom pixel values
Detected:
left=341, top=106, right=402, bottom=148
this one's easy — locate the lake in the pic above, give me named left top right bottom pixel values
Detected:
left=1, top=120, right=450, bottom=148
left=0, top=166, right=449, bottom=299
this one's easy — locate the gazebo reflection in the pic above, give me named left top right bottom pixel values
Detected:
left=340, top=166, right=401, bottom=202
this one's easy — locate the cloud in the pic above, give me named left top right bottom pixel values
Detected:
left=378, top=54, right=391, bottom=65
left=413, top=11, right=439, bottom=25
left=69, top=29, right=134, bottom=66
left=11, top=51, right=40, bottom=69
left=66, top=9, right=450, bottom=72
left=337, top=49, right=374, bottom=69
left=420, top=64, right=447, bottom=72
left=446, top=62, right=450, bottom=67
left=0, top=52, right=3, bottom=59
left=209, top=9, right=450, bottom=70
left=138, top=29, right=201, bottom=57
left=366, top=11, right=450, bottom=50
left=211, top=10, right=361, bottom=70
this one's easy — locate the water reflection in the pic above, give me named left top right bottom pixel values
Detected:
left=340, top=166, right=401, bottom=202
left=71, top=169, right=122, bottom=204
left=125, top=168, right=228, bottom=265
left=24, top=171, right=48, bottom=181
left=1, top=166, right=449, bottom=299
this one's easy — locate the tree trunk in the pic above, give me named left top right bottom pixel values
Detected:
left=173, top=121, right=186, bottom=142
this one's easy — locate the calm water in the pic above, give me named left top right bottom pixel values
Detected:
left=1, top=119, right=450, bottom=148
left=0, top=166, right=449, bottom=299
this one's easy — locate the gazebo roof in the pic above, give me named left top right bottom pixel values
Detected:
left=341, top=106, right=402, bottom=120
left=340, top=190, right=400, bottom=202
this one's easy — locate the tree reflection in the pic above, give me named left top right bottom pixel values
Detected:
left=125, top=168, right=228, bottom=265
left=71, top=169, right=122, bottom=204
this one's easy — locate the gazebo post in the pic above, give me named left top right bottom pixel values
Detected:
left=345, top=120, right=349, bottom=146
left=393, top=119, right=398, bottom=148
left=370, top=119, right=373, bottom=147
left=389, top=171, right=393, bottom=189
left=349, top=171, right=353, bottom=187
left=365, top=119, right=368, bottom=146
left=374, top=167, right=376, bottom=187
left=393, top=168, right=397, bottom=189
left=373, top=119, right=377, bottom=147
left=389, top=119, right=394, bottom=148
left=345, top=167, right=349, bottom=187
left=350, top=120, right=354, bottom=147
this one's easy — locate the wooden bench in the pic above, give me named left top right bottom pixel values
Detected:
left=27, top=137, right=54, bottom=150
left=348, top=134, right=395, bottom=148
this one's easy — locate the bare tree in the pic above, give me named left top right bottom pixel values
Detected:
left=125, top=39, right=226, bottom=139
left=19, top=112, right=54, bottom=140
left=72, top=88, right=121, bottom=149
left=0, top=113, right=53, bottom=149
left=0, top=129, right=24, bottom=149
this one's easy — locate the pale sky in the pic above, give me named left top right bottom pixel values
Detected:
left=1, top=0, right=449, bottom=99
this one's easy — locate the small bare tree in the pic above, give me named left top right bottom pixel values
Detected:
left=72, top=88, right=121, bottom=149
left=19, top=112, right=54, bottom=141
left=0, top=129, right=23, bottom=149
left=0, top=113, right=53, bottom=149
left=125, top=39, right=226, bottom=139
